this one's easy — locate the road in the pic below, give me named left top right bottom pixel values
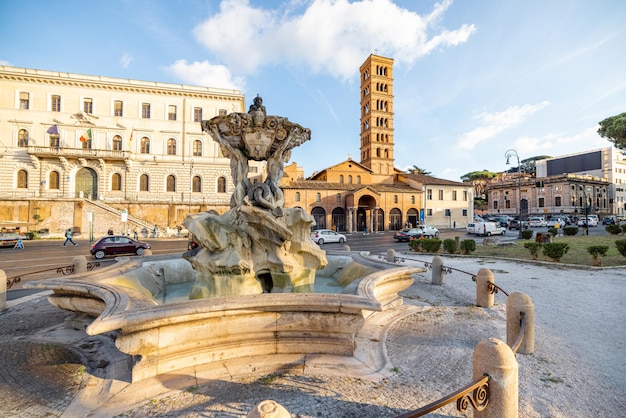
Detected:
left=3, top=225, right=609, bottom=298
left=1, top=237, right=189, bottom=293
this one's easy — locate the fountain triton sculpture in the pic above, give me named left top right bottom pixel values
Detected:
left=185, top=96, right=327, bottom=298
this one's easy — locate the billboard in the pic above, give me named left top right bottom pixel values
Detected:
left=546, top=151, right=602, bottom=176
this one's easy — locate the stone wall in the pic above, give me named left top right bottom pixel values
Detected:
left=0, top=198, right=229, bottom=238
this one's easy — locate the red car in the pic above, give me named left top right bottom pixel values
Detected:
left=90, top=235, right=150, bottom=259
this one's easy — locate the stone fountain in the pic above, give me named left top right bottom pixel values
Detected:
left=186, top=95, right=326, bottom=298
left=25, top=97, right=424, bottom=386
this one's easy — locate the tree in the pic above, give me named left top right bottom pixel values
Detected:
left=598, top=112, right=626, bottom=149
left=460, top=170, right=498, bottom=198
left=409, top=165, right=432, bottom=175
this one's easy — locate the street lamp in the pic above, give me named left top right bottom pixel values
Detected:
left=505, top=149, right=524, bottom=238
left=579, top=185, right=591, bottom=235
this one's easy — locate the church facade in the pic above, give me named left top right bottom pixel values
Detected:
left=280, top=55, right=474, bottom=233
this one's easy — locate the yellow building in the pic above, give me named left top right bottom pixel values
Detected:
left=0, top=65, right=263, bottom=235
left=281, top=55, right=474, bottom=232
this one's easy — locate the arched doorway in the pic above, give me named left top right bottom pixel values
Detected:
left=407, top=208, right=419, bottom=228
left=76, top=167, right=98, bottom=199
left=356, top=195, right=377, bottom=232
left=389, top=208, right=402, bottom=230
left=520, top=199, right=529, bottom=218
left=331, top=207, right=346, bottom=232
left=311, top=206, right=326, bottom=230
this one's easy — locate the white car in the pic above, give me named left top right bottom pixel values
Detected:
left=407, top=225, right=440, bottom=238
left=546, top=217, right=565, bottom=228
left=577, top=217, right=598, bottom=227
left=310, top=229, right=347, bottom=244
left=527, top=217, right=546, bottom=227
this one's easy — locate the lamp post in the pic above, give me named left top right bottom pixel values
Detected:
left=579, top=185, right=591, bottom=235
left=505, top=149, right=524, bottom=238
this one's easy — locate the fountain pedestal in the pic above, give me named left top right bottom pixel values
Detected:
left=184, top=205, right=326, bottom=298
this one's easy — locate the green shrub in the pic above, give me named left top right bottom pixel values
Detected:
left=542, top=242, right=570, bottom=262
left=622, top=224, right=626, bottom=234
left=616, top=239, right=626, bottom=257
left=420, top=238, right=442, bottom=253
left=605, top=225, right=621, bottom=235
left=443, top=238, right=458, bottom=254
left=523, top=242, right=543, bottom=260
left=27, top=231, right=39, bottom=240
left=408, top=239, right=422, bottom=252
left=548, top=227, right=558, bottom=236
left=563, top=226, right=579, bottom=236
left=521, top=229, right=533, bottom=240
left=587, top=245, right=609, bottom=266
left=460, top=239, right=476, bottom=255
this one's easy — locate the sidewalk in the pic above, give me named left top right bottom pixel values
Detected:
left=1, top=255, right=624, bottom=417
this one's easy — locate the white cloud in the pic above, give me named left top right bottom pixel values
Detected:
left=0, top=59, right=11, bottom=66
left=456, top=101, right=550, bottom=149
left=165, top=59, right=245, bottom=90
left=512, top=126, right=609, bottom=157
left=192, top=0, right=476, bottom=80
left=120, top=53, right=133, bottom=69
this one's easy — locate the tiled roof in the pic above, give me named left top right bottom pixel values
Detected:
left=399, top=172, right=466, bottom=186
left=282, top=180, right=420, bottom=193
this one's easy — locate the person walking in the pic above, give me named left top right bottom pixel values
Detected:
left=63, top=229, right=77, bottom=247
left=133, top=228, right=138, bottom=240
left=14, top=237, right=24, bottom=249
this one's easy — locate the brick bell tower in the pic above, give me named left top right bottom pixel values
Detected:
left=359, top=54, right=395, bottom=183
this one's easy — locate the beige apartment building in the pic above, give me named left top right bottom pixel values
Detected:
left=487, top=173, right=611, bottom=219
left=280, top=55, right=474, bottom=232
left=0, top=65, right=263, bottom=236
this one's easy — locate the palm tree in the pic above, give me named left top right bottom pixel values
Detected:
left=409, top=165, right=431, bottom=175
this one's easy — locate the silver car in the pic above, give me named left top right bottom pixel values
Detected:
left=310, top=229, right=347, bottom=244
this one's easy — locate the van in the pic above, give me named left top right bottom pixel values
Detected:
left=474, top=221, right=506, bottom=236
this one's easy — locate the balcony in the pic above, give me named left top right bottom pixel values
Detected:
left=27, top=146, right=129, bottom=161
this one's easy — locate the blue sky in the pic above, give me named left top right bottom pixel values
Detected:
left=2, top=0, right=624, bottom=181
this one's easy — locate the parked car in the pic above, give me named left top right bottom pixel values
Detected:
left=492, top=217, right=510, bottom=228
left=90, top=235, right=151, bottom=259
left=466, top=223, right=477, bottom=234
left=407, top=225, right=440, bottom=239
left=310, top=229, right=346, bottom=244
left=578, top=216, right=598, bottom=227
left=527, top=217, right=546, bottom=227
left=508, top=219, right=521, bottom=230
left=546, top=217, right=565, bottom=228
left=0, top=232, right=21, bottom=248
left=602, top=216, right=617, bottom=225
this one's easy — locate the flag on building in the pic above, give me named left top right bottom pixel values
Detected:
left=46, top=124, right=59, bottom=135
left=80, top=128, right=92, bottom=143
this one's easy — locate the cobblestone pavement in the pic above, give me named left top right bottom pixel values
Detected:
left=0, top=297, right=85, bottom=417
left=1, top=256, right=625, bottom=417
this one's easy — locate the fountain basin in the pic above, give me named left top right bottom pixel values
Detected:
left=26, top=253, right=424, bottom=382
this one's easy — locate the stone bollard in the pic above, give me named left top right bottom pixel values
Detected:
left=247, top=400, right=290, bottom=418
left=0, top=269, right=6, bottom=310
left=72, top=255, right=88, bottom=275
left=475, top=268, right=494, bottom=308
left=143, top=248, right=153, bottom=256
left=473, top=338, right=518, bottom=418
left=506, top=292, right=535, bottom=354
left=386, top=248, right=397, bottom=263
left=431, top=255, right=444, bottom=285
left=342, top=244, right=350, bottom=251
